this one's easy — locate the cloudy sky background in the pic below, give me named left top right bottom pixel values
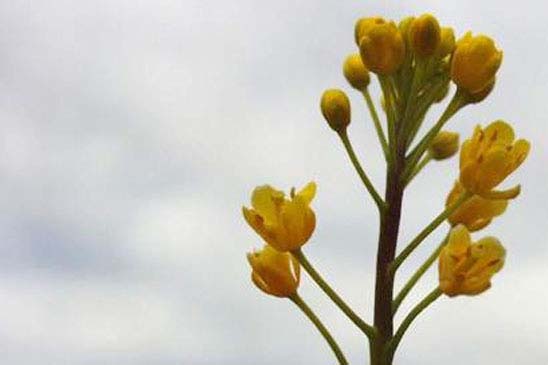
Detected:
left=1, top=0, right=547, bottom=364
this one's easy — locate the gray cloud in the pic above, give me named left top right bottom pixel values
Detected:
left=0, top=0, right=547, bottom=364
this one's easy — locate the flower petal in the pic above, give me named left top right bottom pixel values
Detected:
left=297, top=181, right=317, bottom=205
left=251, top=185, right=284, bottom=225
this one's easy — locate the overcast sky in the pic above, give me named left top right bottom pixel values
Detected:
left=1, top=1, right=547, bottom=364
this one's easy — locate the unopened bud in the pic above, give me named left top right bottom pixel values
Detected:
left=429, top=131, right=459, bottom=160
left=354, top=17, right=385, bottom=45
left=409, top=14, right=441, bottom=57
left=436, top=27, right=455, bottom=58
left=398, top=16, right=415, bottom=46
left=451, top=32, right=503, bottom=94
left=359, top=21, right=406, bottom=75
left=320, top=89, right=351, bottom=133
left=343, top=54, right=370, bottom=90
left=466, top=79, right=496, bottom=104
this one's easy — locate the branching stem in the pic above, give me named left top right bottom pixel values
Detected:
left=291, top=249, right=376, bottom=338
left=290, top=294, right=349, bottom=365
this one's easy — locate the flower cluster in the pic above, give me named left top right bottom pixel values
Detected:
left=241, top=12, right=530, bottom=365
left=242, top=182, right=316, bottom=297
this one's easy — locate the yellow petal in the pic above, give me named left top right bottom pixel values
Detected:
left=297, top=181, right=317, bottom=205
left=508, top=139, right=531, bottom=173
left=251, top=185, right=284, bottom=225
left=459, top=139, right=473, bottom=168
left=279, top=199, right=315, bottom=251
left=446, top=224, right=471, bottom=257
left=480, top=185, right=520, bottom=200
left=460, top=162, right=480, bottom=193
left=242, top=207, right=276, bottom=246
left=484, top=120, right=515, bottom=145
left=476, top=147, right=509, bottom=192
left=467, top=218, right=492, bottom=232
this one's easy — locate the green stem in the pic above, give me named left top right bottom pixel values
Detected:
left=404, top=153, right=432, bottom=186
left=363, top=89, right=389, bottom=160
left=405, top=76, right=450, bottom=148
left=390, top=191, right=471, bottom=273
left=399, top=58, right=426, bottom=136
left=339, top=130, right=386, bottom=212
left=291, top=249, right=376, bottom=338
left=289, top=294, right=349, bottom=365
left=378, top=76, right=397, bottom=163
left=392, top=235, right=448, bottom=314
left=385, top=287, right=442, bottom=360
left=403, top=91, right=465, bottom=180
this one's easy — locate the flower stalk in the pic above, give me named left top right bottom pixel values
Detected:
left=290, top=294, right=349, bottom=365
left=292, top=249, right=376, bottom=338
left=339, top=130, right=386, bottom=212
left=242, top=12, right=528, bottom=365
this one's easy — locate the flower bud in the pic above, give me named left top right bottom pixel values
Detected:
left=247, top=245, right=300, bottom=298
left=451, top=32, right=503, bottom=94
left=436, top=27, right=455, bottom=58
left=409, top=14, right=441, bottom=57
left=359, top=21, right=406, bottom=75
left=466, top=79, right=495, bottom=104
left=343, top=54, right=370, bottom=91
left=428, top=131, right=459, bottom=160
left=320, top=89, right=351, bottom=132
left=354, top=16, right=385, bottom=45
left=398, top=16, right=415, bottom=46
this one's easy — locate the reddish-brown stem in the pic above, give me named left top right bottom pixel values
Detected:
left=371, top=144, right=406, bottom=365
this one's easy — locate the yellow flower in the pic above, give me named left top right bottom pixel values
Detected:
left=320, top=89, right=351, bottom=133
left=409, top=14, right=441, bottom=57
left=450, top=32, right=503, bottom=94
left=429, top=131, right=459, bottom=160
left=242, top=182, right=316, bottom=252
left=467, top=79, right=495, bottom=104
left=436, top=27, right=455, bottom=58
left=359, top=21, right=406, bottom=75
left=247, top=244, right=300, bottom=298
left=459, top=120, right=530, bottom=197
left=354, top=16, right=385, bottom=45
left=343, top=54, right=370, bottom=91
left=398, top=16, right=415, bottom=45
left=446, top=181, right=509, bottom=231
left=439, top=225, right=506, bottom=297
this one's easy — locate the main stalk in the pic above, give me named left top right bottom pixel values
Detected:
left=371, top=147, right=406, bottom=365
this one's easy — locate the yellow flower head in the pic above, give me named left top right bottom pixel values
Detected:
left=359, top=21, right=406, bottom=75
left=436, top=27, right=455, bottom=59
left=320, top=89, right=351, bottom=133
left=439, top=225, right=506, bottom=297
left=398, top=16, right=415, bottom=45
left=446, top=181, right=509, bottom=231
left=450, top=32, right=503, bottom=94
left=247, top=244, right=300, bottom=298
left=459, top=120, right=530, bottom=197
left=242, top=182, right=316, bottom=252
left=343, top=53, right=371, bottom=91
left=467, top=79, right=495, bottom=104
left=409, top=14, right=441, bottom=57
left=429, top=130, right=459, bottom=160
left=354, top=16, right=385, bottom=45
